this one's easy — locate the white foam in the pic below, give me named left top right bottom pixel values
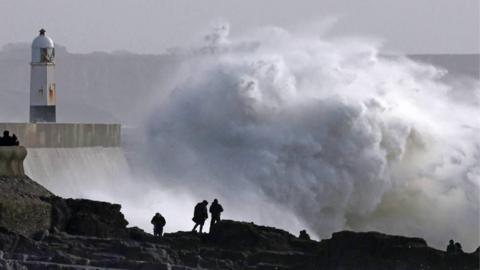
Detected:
left=144, top=23, right=480, bottom=250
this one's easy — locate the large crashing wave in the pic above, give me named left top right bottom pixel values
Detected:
left=147, top=24, right=480, bottom=250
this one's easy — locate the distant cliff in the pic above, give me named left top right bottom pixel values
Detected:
left=0, top=176, right=478, bottom=270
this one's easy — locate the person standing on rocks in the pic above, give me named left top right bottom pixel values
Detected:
left=209, top=199, right=224, bottom=231
left=447, top=240, right=455, bottom=255
left=11, top=134, right=19, bottom=146
left=151, top=212, right=166, bottom=237
left=192, top=200, right=208, bottom=233
left=454, top=242, right=463, bottom=254
left=0, top=130, right=13, bottom=146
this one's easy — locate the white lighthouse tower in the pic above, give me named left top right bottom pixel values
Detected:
left=30, top=29, right=56, bottom=122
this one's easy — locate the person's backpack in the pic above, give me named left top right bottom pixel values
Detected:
left=159, top=215, right=166, bottom=226
left=152, top=215, right=166, bottom=226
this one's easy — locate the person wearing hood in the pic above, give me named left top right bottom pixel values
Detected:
left=192, top=200, right=208, bottom=233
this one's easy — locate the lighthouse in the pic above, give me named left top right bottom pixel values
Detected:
left=30, top=29, right=56, bottom=122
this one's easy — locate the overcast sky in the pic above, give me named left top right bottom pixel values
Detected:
left=0, top=0, right=478, bottom=54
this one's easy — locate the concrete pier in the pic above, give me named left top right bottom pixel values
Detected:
left=0, top=122, right=127, bottom=197
left=0, top=122, right=120, bottom=148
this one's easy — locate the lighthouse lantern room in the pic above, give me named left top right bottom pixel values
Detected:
left=30, top=29, right=56, bottom=122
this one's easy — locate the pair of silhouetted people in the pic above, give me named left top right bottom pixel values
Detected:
left=151, top=212, right=166, bottom=237
left=299, top=230, right=311, bottom=240
left=191, top=199, right=224, bottom=233
left=447, top=239, right=463, bottom=255
left=0, top=130, right=19, bottom=146
left=446, top=239, right=464, bottom=269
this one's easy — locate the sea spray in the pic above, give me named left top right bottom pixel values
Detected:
left=146, top=23, right=480, bottom=250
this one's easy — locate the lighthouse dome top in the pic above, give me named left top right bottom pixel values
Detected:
left=32, top=29, right=54, bottom=49
left=31, top=29, right=55, bottom=63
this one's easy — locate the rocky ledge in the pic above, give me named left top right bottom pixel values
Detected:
left=0, top=177, right=478, bottom=270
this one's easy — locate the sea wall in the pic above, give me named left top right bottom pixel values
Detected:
left=0, top=122, right=120, bottom=147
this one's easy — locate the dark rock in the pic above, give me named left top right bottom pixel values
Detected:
left=209, top=220, right=301, bottom=251
left=50, top=197, right=129, bottom=238
left=32, top=230, right=49, bottom=241
left=127, top=226, right=158, bottom=242
left=0, top=176, right=53, bottom=237
left=0, top=219, right=479, bottom=270
left=0, top=259, right=28, bottom=270
left=0, top=176, right=478, bottom=269
left=163, top=231, right=203, bottom=250
left=314, top=230, right=480, bottom=270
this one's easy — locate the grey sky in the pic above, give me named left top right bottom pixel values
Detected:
left=0, top=0, right=478, bottom=54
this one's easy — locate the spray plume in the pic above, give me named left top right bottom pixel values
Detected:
left=145, top=23, right=480, bottom=250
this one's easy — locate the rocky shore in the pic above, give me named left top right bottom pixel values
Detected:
left=0, top=176, right=478, bottom=270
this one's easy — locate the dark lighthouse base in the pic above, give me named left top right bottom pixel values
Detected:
left=30, top=105, right=56, bottom=123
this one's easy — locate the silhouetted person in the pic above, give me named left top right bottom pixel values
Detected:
left=209, top=199, right=224, bottom=231
left=299, top=230, right=311, bottom=240
left=192, top=200, right=208, bottom=233
left=455, top=242, right=463, bottom=254
left=0, top=130, right=9, bottom=146
left=0, top=130, right=18, bottom=146
left=446, top=240, right=455, bottom=254
left=446, top=239, right=458, bottom=269
left=11, top=134, right=19, bottom=146
left=151, top=212, right=166, bottom=237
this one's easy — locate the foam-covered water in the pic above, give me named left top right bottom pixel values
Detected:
left=25, top=147, right=131, bottom=198
left=145, top=24, right=480, bottom=250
